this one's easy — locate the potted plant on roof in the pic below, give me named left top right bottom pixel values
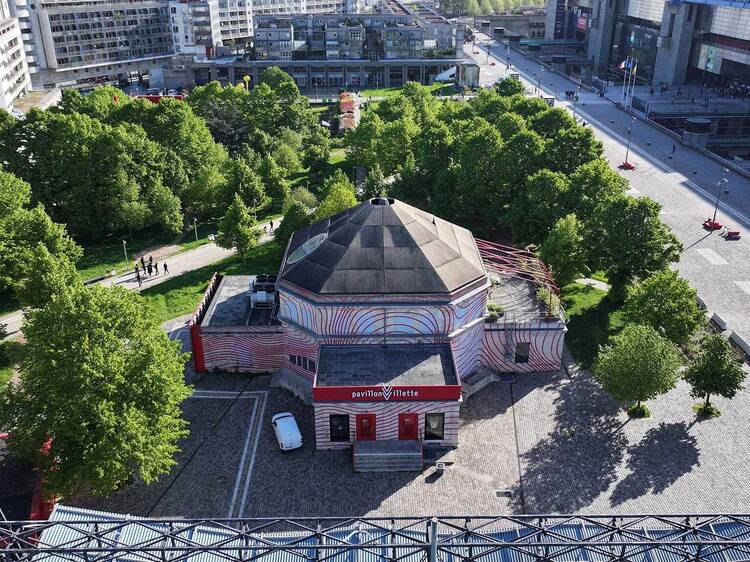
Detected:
left=485, top=303, right=504, bottom=323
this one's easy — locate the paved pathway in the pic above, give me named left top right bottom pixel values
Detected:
left=0, top=220, right=282, bottom=339
left=468, top=34, right=750, bottom=347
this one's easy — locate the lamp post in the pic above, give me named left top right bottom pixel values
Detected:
left=122, top=240, right=128, bottom=266
left=193, top=217, right=199, bottom=243
left=573, top=85, right=580, bottom=119
left=712, top=168, right=729, bottom=222
left=623, top=116, right=637, bottom=168
left=243, top=75, right=250, bottom=92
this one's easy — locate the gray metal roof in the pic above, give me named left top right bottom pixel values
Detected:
left=316, top=344, right=457, bottom=387
left=281, top=199, right=486, bottom=295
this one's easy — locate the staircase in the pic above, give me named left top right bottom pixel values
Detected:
left=352, top=440, right=423, bottom=472
left=461, top=366, right=497, bottom=398
left=271, top=368, right=313, bottom=404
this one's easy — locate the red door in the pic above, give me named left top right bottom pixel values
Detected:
left=398, top=413, right=418, bottom=440
left=356, top=414, right=376, bottom=441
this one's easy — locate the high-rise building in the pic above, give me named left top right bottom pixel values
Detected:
left=553, top=0, right=750, bottom=86
left=0, top=0, right=31, bottom=109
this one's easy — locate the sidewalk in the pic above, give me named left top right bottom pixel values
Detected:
left=0, top=219, right=282, bottom=340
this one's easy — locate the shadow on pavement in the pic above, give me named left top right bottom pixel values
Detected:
left=610, top=422, right=700, bottom=507
left=511, top=371, right=627, bottom=513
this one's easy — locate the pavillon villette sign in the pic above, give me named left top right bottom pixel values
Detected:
left=312, top=384, right=462, bottom=402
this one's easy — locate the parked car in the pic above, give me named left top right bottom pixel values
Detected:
left=271, top=413, right=302, bottom=451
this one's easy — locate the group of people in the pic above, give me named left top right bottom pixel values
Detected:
left=564, top=90, right=579, bottom=101
left=133, top=255, right=168, bottom=287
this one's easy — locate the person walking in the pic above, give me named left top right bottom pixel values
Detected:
left=269, top=220, right=274, bottom=231
left=163, top=262, right=169, bottom=275
left=154, top=262, right=159, bottom=275
left=135, top=268, right=142, bottom=288
left=140, top=256, right=145, bottom=269
left=147, top=262, right=153, bottom=276
left=671, top=144, right=676, bottom=155
left=148, top=255, right=153, bottom=264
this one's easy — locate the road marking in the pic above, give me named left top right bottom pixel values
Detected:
left=237, top=390, right=268, bottom=518
left=696, top=248, right=728, bottom=265
left=734, top=281, right=750, bottom=297
left=227, top=394, right=259, bottom=518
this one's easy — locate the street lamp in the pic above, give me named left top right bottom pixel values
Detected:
left=712, top=168, right=729, bottom=222
left=573, top=85, right=580, bottom=119
left=622, top=116, right=637, bottom=169
left=122, top=240, right=128, bottom=266
left=193, top=217, right=199, bottom=243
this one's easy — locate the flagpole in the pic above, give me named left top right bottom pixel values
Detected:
left=627, top=58, right=638, bottom=109
left=625, top=59, right=634, bottom=107
left=621, top=56, right=631, bottom=104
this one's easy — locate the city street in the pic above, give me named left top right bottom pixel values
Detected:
left=0, top=220, right=281, bottom=339
left=467, top=34, right=750, bottom=349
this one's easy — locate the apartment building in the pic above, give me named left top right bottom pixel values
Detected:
left=0, top=0, right=31, bottom=110
left=9, top=0, right=174, bottom=89
left=170, top=0, right=222, bottom=56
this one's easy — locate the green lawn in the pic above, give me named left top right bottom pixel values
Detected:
left=356, top=83, right=455, bottom=99
left=140, top=241, right=284, bottom=324
left=77, top=228, right=178, bottom=281
left=562, top=283, right=625, bottom=368
left=0, top=340, right=23, bottom=392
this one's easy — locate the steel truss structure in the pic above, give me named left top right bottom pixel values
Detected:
left=3, top=512, right=750, bottom=562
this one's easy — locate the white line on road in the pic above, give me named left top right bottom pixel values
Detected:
left=227, top=395, right=259, bottom=518
left=237, top=390, right=268, bottom=518
left=734, top=281, right=750, bottom=297
left=695, top=248, right=728, bottom=266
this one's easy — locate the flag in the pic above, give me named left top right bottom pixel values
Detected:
left=618, top=59, right=627, bottom=70
left=631, top=61, right=638, bottom=75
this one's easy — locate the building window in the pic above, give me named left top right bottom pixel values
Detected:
left=514, top=342, right=530, bottom=364
left=424, top=413, right=445, bottom=441
left=289, top=354, right=316, bottom=373
left=329, top=414, right=350, bottom=442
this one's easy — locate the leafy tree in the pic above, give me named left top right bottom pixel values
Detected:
left=276, top=200, right=313, bottom=246
left=587, top=195, right=681, bottom=297
left=187, top=82, right=253, bottom=152
left=0, top=284, right=191, bottom=497
left=495, top=78, right=525, bottom=97
left=545, top=126, right=603, bottom=174
left=217, top=194, right=262, bottom=258
left=497, top=128, right=545, bottom=190
left=592, top=324, right=682, bottom=417
left=272, top=143, right=302, bottom=176
left=565, top=158, right=627, bottom=217
left=224, top=158, right=266, bottom=210
left=362, top=163, right=388, bottom=200
left=18, top=244, right=81, bottom=309
left=401, top=82, right=438, bottom=124
left=539, top=214, right=588, bottom=287
left=346, top=112, right=383, bottom=169
left=259, top=155, right=291, bottom=211
left=302, top=126, right=331, bottom=178
left=258, top=66, right=298, bottom=91
left=493, top=112, right=526, bottom=140
left=466, top=0, right=481, bottom=15
left=374, top=116, right=419, bottom=176
left=289, top=186, right=318, bottom=209
left=529, top=107, right=577, bottom=138
left=508, top=95, right=550, bottom=118
left=56, top=86, right=129, bottom=122
left=479, top=0, right=493, bottom=12
left=684, top=334, right=746, bottom=417
left=623, top=269, right=705, bottom=346
left=0, top=170, right=81, bottom=294
left=471, top=89, right=511, bottom=125
left=509, top=169, right=569, bottom=243
left=315, top=170, right=357, bottom=221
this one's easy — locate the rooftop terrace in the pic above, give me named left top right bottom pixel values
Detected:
left=201, top=275, right=278, bottom=328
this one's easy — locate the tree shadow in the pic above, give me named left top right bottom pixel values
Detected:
left=511, top=371, right=628, bottom=513
left=610, top=422, right=700, bottom=506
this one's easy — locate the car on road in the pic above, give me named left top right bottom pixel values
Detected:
left=271, top=413, right=302, bottom=451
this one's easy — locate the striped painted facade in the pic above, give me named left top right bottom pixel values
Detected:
left=481, top=322, right=565, bottom=373
left=313, top=401, right=460, bottom=449
left=451, top=321, right=485, bottom=380
left=278, top=289, right=487, bottom=338
left=202, top=327, right=286, bottom=372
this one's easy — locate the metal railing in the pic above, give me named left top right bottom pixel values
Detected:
left=3, top=514, right=750, bottom=562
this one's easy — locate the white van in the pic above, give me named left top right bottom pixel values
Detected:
left=271, top=412, right=303, bottom=451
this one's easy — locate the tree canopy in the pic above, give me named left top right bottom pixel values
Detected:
left=0, top=282, right=191, bottom=497
left=592, top=324, right=682, bottom=416
left=684, top=334, right=746, bottom=415
left=217, top=194, right=262, bottom=258
left=623, top=268, right=705, bottom=345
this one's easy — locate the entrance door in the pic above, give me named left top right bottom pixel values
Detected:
left=355, top=414, right=376, bottom=441
left=398, top=413, right=418, bottom=440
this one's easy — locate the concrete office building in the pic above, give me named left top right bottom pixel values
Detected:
left=0, top=0, right=31, bottom=110
left=475, top=11, right=547, bottom=40
left=550, top=0, right=750, bottom=86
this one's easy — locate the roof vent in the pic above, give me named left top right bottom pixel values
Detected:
left=370, top=197, right=395, bottom=205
